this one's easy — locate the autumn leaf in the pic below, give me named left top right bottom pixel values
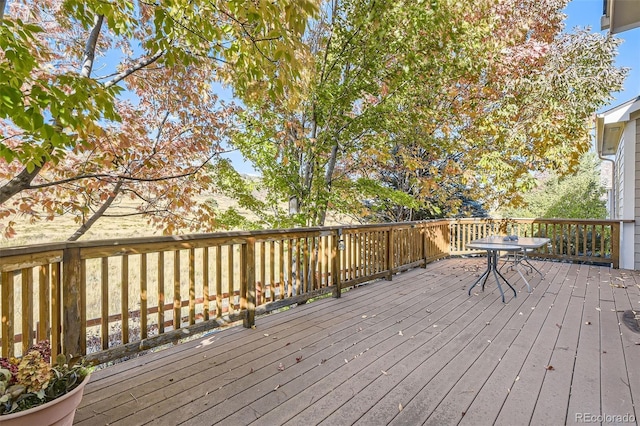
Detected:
left=545, top=365, right=555, bottom=371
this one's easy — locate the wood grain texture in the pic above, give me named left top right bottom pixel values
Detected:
left=74, top=259, right=640, bottom=426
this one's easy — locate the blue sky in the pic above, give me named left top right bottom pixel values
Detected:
left=563, top=0, right=640, bottom=109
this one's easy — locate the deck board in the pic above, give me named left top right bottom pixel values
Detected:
left=75, top=258, right=640, bottom=425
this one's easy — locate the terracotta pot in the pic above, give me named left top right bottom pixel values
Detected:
left=0, top=373, right=90, bottom=426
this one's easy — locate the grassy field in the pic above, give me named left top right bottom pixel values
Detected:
left=0, top=192, right=254, bottom=248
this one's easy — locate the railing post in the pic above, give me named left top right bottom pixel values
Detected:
left=243, top=238, right=256, bottom=328
left=332, top=229, right=342, bottom=298
left=612, top=222, right=620, bottom=269
left=386, top=227, right=394, bottom=281
left=62, top=246, right=82, bottom=359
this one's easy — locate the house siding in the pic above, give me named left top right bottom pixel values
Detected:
left=616, top=138, right=625, bottom=218
left=635, top=120, right=640, bottom=270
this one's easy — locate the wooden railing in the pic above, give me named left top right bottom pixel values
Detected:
left=0, top=218, right=619, bottom=364
left=449, top=218, right=620, bottom=268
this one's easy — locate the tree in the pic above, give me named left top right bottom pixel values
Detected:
left=0, top=0, right=318, bottom=239
left=224, top=0, right=495, bottom=227
left=355, top=0, right=626, bottom=221
left=499, top=152, right=607, bottom=219
left=221, top=0, right=625, bottom=227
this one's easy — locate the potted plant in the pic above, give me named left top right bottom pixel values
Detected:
left=0, top=340, right=91, bottom=426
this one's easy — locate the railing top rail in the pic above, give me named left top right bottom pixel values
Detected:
left=0, top=217, right=625, bottom=260
left=449, top=217, right=633, bottom=225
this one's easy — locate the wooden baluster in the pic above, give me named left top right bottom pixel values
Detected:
left=189, top=248, right=195, bottom=326
left=269, top=241, right=275, bottom=301
left=332, top=230, right=342, bottom=298
left=121, top=255, right=129, bottom=345
left=158, top=252, right=165, bottom=334
left=38, top=265, right=50, bottom=342
left=101, top=258, right=109, bottom=350
left=173, top=251, right=180, bottom=330
left=243, top=238, right=256, bottom=328
left=279, top=241, right=285, bottom=300
left=203, top=248, right=209, bottom=321
left=140, top=253, right=148, bottom=339
left=21, top=268, right=33, bottom=354
left=216, top=246, right=222, bottom=318
left=228, top=245, right=234, bottom=314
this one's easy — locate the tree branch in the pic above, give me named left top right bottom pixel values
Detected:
left=28, top=153, right=218, bottom=189
left=104, top=50, right=165, bottom=88
left=67, top=179, right=124, bottom=241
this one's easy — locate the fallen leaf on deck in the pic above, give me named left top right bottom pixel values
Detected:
left=556, top=323, right=562, bottom=329
left=585, top=321, right=592, bottom=325
left=596, top=307, right=601, bottom=311
left=515, top=376, right=520, bottom=381
left=278, top=363, right=285, bottom=371
left=296, top=356, right=303, bottom=363
left=399, top=403, right=403, bottom=411
left=320, top=359, right=327, bottom=364
left=274, top=384, right=280, bottom=391
left=345, top=359, right=348, bottom=364
left=264, top=333, right=269, bottom=337
left=381, top=370, right=388, bottom=375
left=399, top=330, right=404, bottom=336
left=610, top=283, right=627, bottom=288
left=250, top=368, right=254, bottom=373
left=615, top=277, right=625, bottom=281
left=362, top=315, right=367, bottom=318
left=545, top=365, right=555, bottom=371
left=285, top=342, right=291, bottom=346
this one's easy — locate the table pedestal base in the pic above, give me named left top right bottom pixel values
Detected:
left=468, top=249, right=517, bottom=303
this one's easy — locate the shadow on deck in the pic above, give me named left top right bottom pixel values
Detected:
left=75, top=258, right=640, bottom=425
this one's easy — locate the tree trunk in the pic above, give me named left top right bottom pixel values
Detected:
left=317, top=142, right=340, bottom=226
left=0, top=163, right=45, bottom=205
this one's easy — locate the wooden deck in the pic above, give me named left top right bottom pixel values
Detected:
left=74, top=257, right=640, bottom=425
